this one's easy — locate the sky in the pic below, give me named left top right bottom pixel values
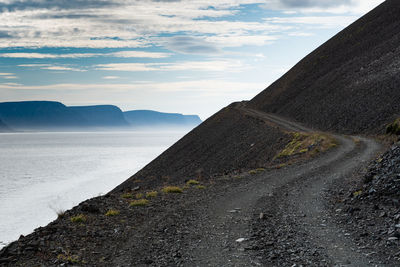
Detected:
left=0, top=0, right=384, bottom=119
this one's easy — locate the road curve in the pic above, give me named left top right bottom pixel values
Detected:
left=187, top=106, right=383, bottom=266
left=113, top=106, right=384, bottom=266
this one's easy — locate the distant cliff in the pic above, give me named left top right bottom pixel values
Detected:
left=70, top=105, right=129, bottom=127
left=124, top=110, right=201, bottom=128
left=0, top=118, right=11, bottom=132
left=0, top=101, right=87, bottom=130
left=0, top=101, right=201, bottom=130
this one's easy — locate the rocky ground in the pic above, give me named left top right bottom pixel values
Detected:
left=329, top=140, right=400, bottom=265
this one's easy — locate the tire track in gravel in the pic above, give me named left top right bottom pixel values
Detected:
left=113, top=105, right=383, bottom=266
left=183, top=106, right=382, bottom=266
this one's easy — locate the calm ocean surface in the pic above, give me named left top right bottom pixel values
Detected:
left=0, top=130, right=187, bottom=248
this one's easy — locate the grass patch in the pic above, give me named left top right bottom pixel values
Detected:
left=121, top=192, right=133, bottom=199
left=386, top=118, right=400, bottom=135
left=196, top=185, right=206, bottom=190
left=55, top=209, right=66, bottom=219
left=105, top=209, right=120, bottom=216
left=129, top=199, right=149, bottom=207
left=186, top=179, right=200, bottom=185
left=275, top=132, right=337, bottom=160
left=249, top=168, right=266, bottom=175
left=70, top=214, right=86, bottom=223
left=162, top=186, right=183, bottom=194
left=57, top=254, right=80, bottom=264
left=146, top=191, right=158, bottom=198
left=135, top=193, right=144, bottom=199
left=276, top=163, right=286, bottom=169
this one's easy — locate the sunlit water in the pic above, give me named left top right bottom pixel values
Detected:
left=0, top=130, right=187, bottom=248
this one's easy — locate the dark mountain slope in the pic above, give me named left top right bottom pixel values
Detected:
left=249, top=0, right=400, bottom=134
left=124, top=110, right=201, bottom=127
left=113, top=103, right=290, bottom=192
left=0, top=101, right=87, bottom=129
left=115, top=1, right=400, bottom=191
left=70, top=105, right=129, bottom=127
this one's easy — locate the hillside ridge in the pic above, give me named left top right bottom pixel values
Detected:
left=249, top=0, right=400, bottom=134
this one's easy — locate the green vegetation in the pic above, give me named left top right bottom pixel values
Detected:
left=130, top=199, right=149, bottom=207
left=146, top=191, right=158, bottom=198
left=105, top=209, right=120, bottom=216
left=135, top=193, right=144, bottom=199
left=162, top=186, right=183, bottom=193
left=275, top=132, right=337, bottom=159
left=196, top=185, right=206, bottom=190
left=121, top=192, right=133, bottom=199
left=386, top=118, right=400, bottom=135
left=353, top=190, right=362, bottom=197
left=276, top=163, right=286, bottom=169
left=70, top=214, right=86, bottom=223
left=57, top=254, right=80, bottom=264
left=249, top=168, right=266, bottom=175
left=186, top=179, right=200, bottom=185
left=56, top=209, right=66, bottom=219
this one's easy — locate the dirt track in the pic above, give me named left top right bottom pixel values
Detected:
left=112, top=107, right=384, bottom=266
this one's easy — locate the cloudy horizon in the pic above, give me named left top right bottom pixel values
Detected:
left=0, top=0, right=384, bottom=119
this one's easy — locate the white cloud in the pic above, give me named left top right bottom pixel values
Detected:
left=96, top=63, right=159, bottom=72
left=0, top=72, right=14, bottom=76
left=0, top=53, right=98, bottom=58
left=102, top=76, right=120, bottom=79
left=0, top=0, right=383, bottom=53
left=0, top=1, right=289, bottom=50
left=265, top=15, right=358, bottom=28
left=18, top=64, right=86, bottom=72
left=0, top=51, right=171, bottom=59
left=262, top=0, right=384, bottom=14
left=96, top=60, right=246, bottom=72
left=111, top=51, right=171, bottom=58
left=42, top=66, right=86, bottom=72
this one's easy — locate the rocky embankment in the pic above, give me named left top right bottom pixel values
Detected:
left=330, top=140, right=400, bottom=264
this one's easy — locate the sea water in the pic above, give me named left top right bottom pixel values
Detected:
left=0, top=130, right=187, bottom=248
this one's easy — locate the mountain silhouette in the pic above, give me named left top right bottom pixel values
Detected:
left=124, top=110, right=201, bottom=128
left=0, top=101, right=201, bottom=130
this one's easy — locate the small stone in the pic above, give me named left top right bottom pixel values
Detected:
left=236, top=238, right=246, bottom=243
left=388, top=237, right=398, bottom=241
left=259, top=213, right=264, bottom=220
left=379, top=212, right=387, bottom=218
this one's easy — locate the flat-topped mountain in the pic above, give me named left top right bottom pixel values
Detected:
left=70, top=105, right=128, bottom=127
left=0, top=101, right=88, bottom=130
left=0, top=101, right=201, bottom=130
left=124, top=110, right=201, bottom=128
